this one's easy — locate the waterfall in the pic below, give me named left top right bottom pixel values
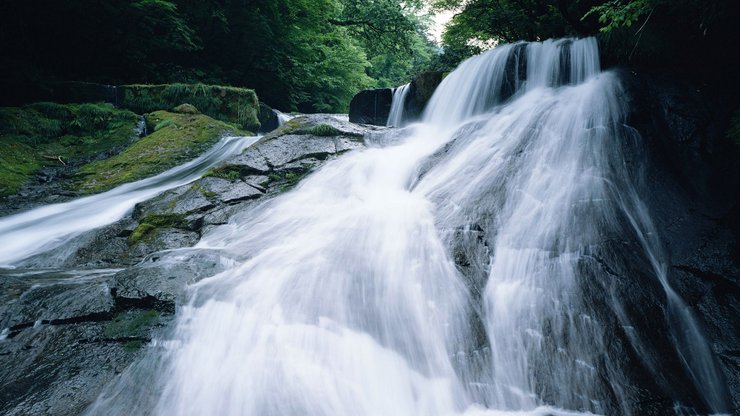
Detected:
left=274, top=109, right=294, bottom=126
left=86, top=37, right=730, bottom=415
left=387, top=83, right=411, bottom=127
left=0, top=136, right=258, bottom=267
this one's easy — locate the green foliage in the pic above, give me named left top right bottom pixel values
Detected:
left=0, top=103, right=138, bottom=197
left=76, top=110, right=245, bottom=194
left=1, top=0, right=438, bottom=113
left=120, top=84, right=259, bottom=131
left=585, top=0, right=654, bottom=32
left=130, top=213, right=189, bottom=244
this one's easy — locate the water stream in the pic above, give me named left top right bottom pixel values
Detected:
left=0, top=136, right=258, bottom=267
left=387, top=83, right=411, bottom=127
left=71, top=37, right=732, bottom=415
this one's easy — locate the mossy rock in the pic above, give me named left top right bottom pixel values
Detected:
left=0, top=102, right=138, bottom=197
left=119, top=83, right=260, bottom=132
left=75, top=111, right=246, bottom=194
left=129, top=213, right=189, bottom=244
left=173, top=103, right=199, bottom=114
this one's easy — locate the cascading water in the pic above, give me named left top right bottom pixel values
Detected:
left=274, top=109, right=294, bottom=126
left=85, top=37, right=731, bottom=415
left=387, top=83, right=411, bottom=127
left=0, top=136, right=258, bottom=267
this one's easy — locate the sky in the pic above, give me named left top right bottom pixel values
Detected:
left=429, top=9, right=455, bottom=44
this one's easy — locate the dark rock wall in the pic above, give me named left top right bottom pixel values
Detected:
left=404, top=71, right=445, bottom=122
left=618, top=69, right=740, bottom=411
left=348, top=88, right=393, bottom=126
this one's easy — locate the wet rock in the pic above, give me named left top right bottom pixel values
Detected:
left=404, top=71, right=445, bottom=121
left=256, top=134, right=338, bottom=166
left=348, top=88, right=393, bottom=125
left=0, top=281, right=115, bottom=329
left=198, top=176, right=263, bottom=204
left=258, top=102, right=279, bottom=132
left=114, top=249, right=234, bottom=307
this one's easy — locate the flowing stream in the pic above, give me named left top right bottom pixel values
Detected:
left=0, top=136, right=258, bottom=267
left=79, top=37, right=730, bottom=415
left=387, top=83, right=411, bottom=127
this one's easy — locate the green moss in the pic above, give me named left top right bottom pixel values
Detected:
left=301, top=123, right=341, bottom=136
left=267, top=170, right=309, bottom=192
left=76, top=111, right=245, bottom=194
left=204, top=165, right=242, bottom=181
left=119, top=83, right=260, bottom=131
left=191, top=183, right=217, bottom=198
left=104, top=309, right=160, bottom=338
left=129, top=213, right=189, bottom=244
left=153, top=119, right=174, bottom=131
left=173, top=103, right=199, bottom=114
left=0, top=103, right=138, bottom=197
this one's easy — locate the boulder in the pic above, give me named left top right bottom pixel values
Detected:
left=348, top=88, right=393, bottom=125
left=172, top=103, right=199, bottom=114
left=258, top=102, right=279, bottom=132
left=404, top=71, right=445, bottom=121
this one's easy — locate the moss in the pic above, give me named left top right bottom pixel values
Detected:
left=104, top=309, right=160, bottom=338
left=191, top=183, right=217, bottom=198
left=119, top=83, right=260, bottom=131
left=0, top=139, right=40, bottom=196
left=301, top=123, right=341, bottom=136
left=153, top=119, right=174, bottom=131
left=173, top=103, right=199, bottom=114
left=267, top=170, right=309, bottom=192
left=0, top=103, right=138, bottom=197
left=129, top=213, right=189, bottom=244
left=204, top=165, right=242, bottom=181
left=76, top=111, right=245, bottom=194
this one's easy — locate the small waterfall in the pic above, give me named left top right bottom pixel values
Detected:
left=0, top=136, right=258, bottom=267
left=387, top=83, right=411, bottom=127
left=86, top=37, right=730, bottom=415
left=274, top=109, right=293, bottom=126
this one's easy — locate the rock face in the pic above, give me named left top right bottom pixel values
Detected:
left=403, top=71, right=445, bottom=122
left=257, top=102, right=279, bottom=132
left=1, top=72, right=739, bottom=415
left=348, top=88, right=393, bottom=125
left=619, top=69, right=740, bottom=410
left=0, top=114, right=380, bottom=415
left=348, top=72, right=445, bottom=126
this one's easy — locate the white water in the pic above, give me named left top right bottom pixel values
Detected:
left=0, top=136, right=258, bottom=267
left=85, top=38, right=730, bottom=415
left=387, top=83, right=411, bottom=127
left=275, top=109, right=294, bottom=126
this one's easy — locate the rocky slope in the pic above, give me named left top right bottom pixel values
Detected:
left=0, top=114, right=383, bottom=415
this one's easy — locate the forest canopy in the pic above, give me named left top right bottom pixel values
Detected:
left=0, top=0, right=436, bottom=112
left=2, top=0, right=738, bottom=112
